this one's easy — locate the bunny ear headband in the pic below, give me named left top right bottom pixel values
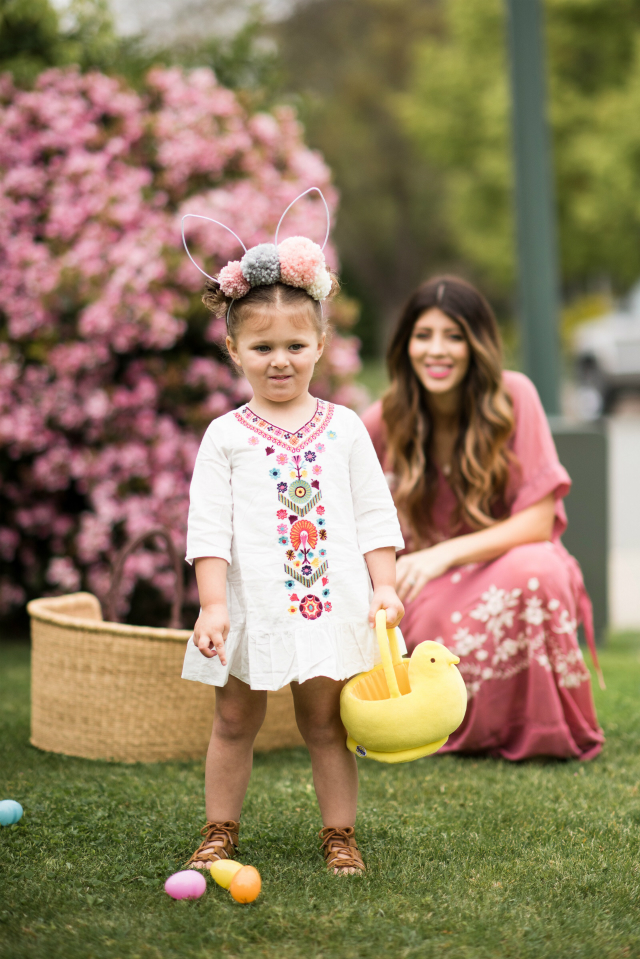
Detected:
left=181, top=187, right=333, bottom=320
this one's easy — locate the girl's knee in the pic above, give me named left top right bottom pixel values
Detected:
left=297, top=711, right=344, bottom=750
left=213, top=700, right=266, bottom=743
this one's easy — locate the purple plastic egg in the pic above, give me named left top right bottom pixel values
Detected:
left=164, top=870, right=207, bottom=900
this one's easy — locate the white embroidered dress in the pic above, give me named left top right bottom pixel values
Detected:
left=182, top=399, right=405, bottom=690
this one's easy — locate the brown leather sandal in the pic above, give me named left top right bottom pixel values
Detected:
left=185, top=820, right=240, bottom=871
left=319, top=826, right=366, bottom=875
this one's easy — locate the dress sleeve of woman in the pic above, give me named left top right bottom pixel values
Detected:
left=348, top=410, right=404, bottom=554
left=504, top=370, right=571, bottom=540
left=186, top=421, right=233, bottom=565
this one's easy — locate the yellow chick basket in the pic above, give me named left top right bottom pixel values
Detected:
left=340, top=610, right=468, bottom=764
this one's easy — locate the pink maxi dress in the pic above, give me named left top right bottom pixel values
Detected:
left=363, top=370, right=604, bottom=761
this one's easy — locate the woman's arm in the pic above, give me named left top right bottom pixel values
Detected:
left=396, top=493, right=555, bottom=603
left=193, top=556, right=230, bottom=663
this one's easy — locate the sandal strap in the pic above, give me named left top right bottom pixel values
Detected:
left=319, top=826, right=366, bottom=872
left=186, top=819, right=240, bottom=867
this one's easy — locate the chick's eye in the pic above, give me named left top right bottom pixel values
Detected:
left=430, top=657, right=436, bottom=663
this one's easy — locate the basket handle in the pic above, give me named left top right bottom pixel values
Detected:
left=105, top=526, right=184, bottom=629
left=375, top=609, right=402, bottom=699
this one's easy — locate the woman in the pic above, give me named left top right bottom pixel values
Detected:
left=363, top=276, right=604, bottom=761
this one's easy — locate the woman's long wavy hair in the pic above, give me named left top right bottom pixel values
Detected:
left=382, top=276, right=516, bottom=545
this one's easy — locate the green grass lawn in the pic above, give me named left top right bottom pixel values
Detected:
left=1, top=635, right=640, bottom=959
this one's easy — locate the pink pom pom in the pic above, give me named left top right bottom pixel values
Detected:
left=218, top=261, right=250, bottom=298
left=278, top=236, right=325, bottom=289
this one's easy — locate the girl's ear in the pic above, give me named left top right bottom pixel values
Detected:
left=226, top=335, right=241, bottom=368
left=315, top=332, right=326, bottom=363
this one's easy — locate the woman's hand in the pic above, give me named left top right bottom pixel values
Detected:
left=396, top=542, right=456, bottom=604
left=193, top=602, right=230, bottom=664
left=368, top=585, right=404, bottom=629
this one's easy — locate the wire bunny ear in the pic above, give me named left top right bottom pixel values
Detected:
left=274, top=187, right=330, bottom=250
left=181, top=214, right=248, bottom=282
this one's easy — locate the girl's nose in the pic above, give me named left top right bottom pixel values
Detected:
left=271, top=352, right=290, bottom=368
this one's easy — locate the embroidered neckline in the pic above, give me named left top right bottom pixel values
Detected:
left=235, top=399, right=334, bottom=451
left=245, top=400, right=320, bottom=436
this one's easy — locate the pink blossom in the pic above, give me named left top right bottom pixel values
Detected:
left=0, top=65, right=360, bottom=622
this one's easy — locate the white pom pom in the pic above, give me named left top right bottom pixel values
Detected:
left=307, top=270, right=332, bottom=301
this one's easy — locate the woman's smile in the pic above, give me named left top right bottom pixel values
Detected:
left=423, top=363, right=454, bottom=380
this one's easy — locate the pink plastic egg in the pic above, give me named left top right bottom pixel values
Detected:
left=164, top=870, right=207, bottom=900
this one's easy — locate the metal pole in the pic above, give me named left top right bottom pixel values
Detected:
left=506, top=0, right=561, bottom=414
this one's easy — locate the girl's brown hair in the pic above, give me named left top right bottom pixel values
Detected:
left=382, top=275, right=516, bottom=545
left=202, top=274, right=340, bottom=340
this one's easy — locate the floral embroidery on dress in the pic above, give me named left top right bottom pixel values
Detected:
left=235, top=402, right=335, bottom=618
left=299, top=594, right=323, bottom=620
left=234, top=400, right=334, bottom=452
left=448, top=580, right=590, bottom=699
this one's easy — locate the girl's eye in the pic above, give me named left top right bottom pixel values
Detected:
left=289, top=344, right=305, bottom=351
left=255, top=345, right=271, bottom=353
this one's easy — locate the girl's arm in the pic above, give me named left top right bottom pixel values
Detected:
left=365, top=545, right=404, bottom=628
left=397, top=493, right=555, bottom=603
left=193, top=557, right=230, bottom=664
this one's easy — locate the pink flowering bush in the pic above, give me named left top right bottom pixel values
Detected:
left=0, top=65, right=364, bottom=623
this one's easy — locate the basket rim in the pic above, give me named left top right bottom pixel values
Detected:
left=27, top=592, right=192, bottom=642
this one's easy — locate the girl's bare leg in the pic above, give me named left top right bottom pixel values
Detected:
left=291, top=677, right=360, bottom=873
left=205, top=675, right=268, bottom=822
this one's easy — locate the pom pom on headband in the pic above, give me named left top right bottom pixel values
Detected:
left=182, top=187, right=334, bottom=304
left=241, top=243, right=281, bottom=287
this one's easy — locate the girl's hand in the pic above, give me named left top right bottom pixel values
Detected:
left=396, top=542, right=456, bottom=604
left=368, top=585, right=404, bottom=629
left=193, top=603, right=230, bottom=664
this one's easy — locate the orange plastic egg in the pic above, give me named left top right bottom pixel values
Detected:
left=229, top=865, right=261, bottom=903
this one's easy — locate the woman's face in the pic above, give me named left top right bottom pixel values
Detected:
left=408, top=307, right=471, bottom=399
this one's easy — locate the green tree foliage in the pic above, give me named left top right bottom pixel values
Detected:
left=0, top=0, right=153, bottom=86
left=273, top=0, right=461, bottom=351
left=402, top=0, right=640, bottom=301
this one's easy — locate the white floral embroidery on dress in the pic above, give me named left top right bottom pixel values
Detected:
left=520, top=595, right=550, bottom=626
left=552, top=609, right=577, bottom=635
left=469, top=585, right=522, bottom=641
left=447, top=581, right=591, bottom=699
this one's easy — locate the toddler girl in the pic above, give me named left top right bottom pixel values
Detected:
left=181, top=199, right=404, bottom=875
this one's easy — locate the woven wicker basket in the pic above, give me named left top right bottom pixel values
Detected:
left=28, top=590, right=304, bottom=763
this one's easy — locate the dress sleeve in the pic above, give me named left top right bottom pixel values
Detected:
left=186, top=422, right=233, bottom=565
left=348, top=412, right=404, bottom=554
left=505, top=371, right=571, bottom=539
left=361, top=400, right=388, bottom=467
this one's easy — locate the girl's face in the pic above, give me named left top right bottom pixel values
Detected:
left=227, top=308, right=325, bottom=405
left=408, top=307, right=471, bottom=399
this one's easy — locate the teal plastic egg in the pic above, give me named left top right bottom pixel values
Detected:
left=0, top=800, right=23, bottom=825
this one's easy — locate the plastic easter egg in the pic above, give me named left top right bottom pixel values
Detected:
left=210, top=859, right=243, bottom=889
left=0, top=800, right=23, bottom=826
left=164, top=870, right=207, bottom=900
left=229, top=865, right=261, bottom=904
